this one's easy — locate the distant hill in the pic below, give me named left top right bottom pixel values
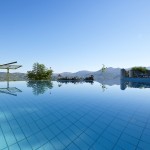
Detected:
left=53, top=67, right=121, bottom=81
left=0, top=72, right=26, bottom=81
left=1, top=67, right=150, bottom=82
left=3, top=67, right=144, bottom=82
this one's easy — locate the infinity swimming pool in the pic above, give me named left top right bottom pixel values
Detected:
left=0, top=81, right=150, bottom=150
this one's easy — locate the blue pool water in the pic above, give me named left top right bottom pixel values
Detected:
left=0, top=81, right=150, bottom=150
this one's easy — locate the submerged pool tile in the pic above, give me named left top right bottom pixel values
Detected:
left=130, top=119, right=146, bottom=128
left=0, top=112, right=6, bottom=120
left=36, top=119, right=47, bottom=130
left=69, top=125, right=82, bottom=136
left=50, top=124, right=61, bottom=136
left=4, top=130, right=16, bottom=146
left=56, top=120, right=67, bottom=131
left=16, top=118, right=27, bottom=127
left=94, top=119, right=108, bottom=129
left=9, top=143, right=20, bottom=150
left=64, top=128, right=77, bottom=141
left=14, top=128, right=25, bottom=142
left=79, top=117, right=93, bottom=126
left=18, top=139, right=32, bottom=150
left=79, top=133, right=95, bottom=146
left=111, top=121, right=126, bottom=131
left=30, top=113, right=40, bottom=121
left=102, top=131, right=119, bottom=144
left=27, top=135, right=40, bottom=149
left=42, top=127, right=55, bottom=140
left=67, top=115, right=77, bottom=123
left=97, top=136, right=115, bottom=150
left=141, top=133, right=150, bottom=144
left=67, top=143, right=80, bottom=150
left=57, top=132, right=71, bottom=146
left=112, top=146, right=125, bottom=150
left=21, top=125, right=33, bottom=138
left=91, top=140, right=107, bottom=150
left=124, top=126, right=143, bottom=139
left=60, top=117, right=72, bottom=127
left=28, top=122, right=40, bottom=134
left=1, top=81, right=150, bottom=150
left=115, top=139, right=136, bottom=150
left=50, top=137, right=65, bottom=150
left=84, top=129, right=100, bottom=141
left=38, top=142, right=55, bottom=150
left=143, top=128, right=150, bottom=136
left=106, top=127, right=122, bottom=138
left=138, top=140, right=150, bottom=150
left=136, top=148, right=144, bottom=150
left=0, top=128, right=7, bottom=149
left=75, top=121, right=87, bottom=131
left=90, top=123, right=106, bottom=134
left=8, top=119, right=20, bottom=130
left=74, top=137, right=89, bottom=149
left=1, top=122, right=11, bottom=133
left=120, top=133, right=139, bottom=146
left=36, top=132, right=48, bottom=146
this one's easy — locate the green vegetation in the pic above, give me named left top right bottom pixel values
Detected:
left=27, top=63, right=53, bottom=80
left=131, top=67, right=148, bottom=73
left=57, top=75, right=94, bottom=81
left=57, top=77, right=81, bottom=81
left=27, top=81, right=53, bottom=95
left=57, top=80, right=93, bottom=84
left=101, top=64, right=107, bottom=73
left=84, top=75, right=94, bottom=81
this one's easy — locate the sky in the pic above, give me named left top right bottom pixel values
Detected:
left=0, top=0, right=150, bottom=73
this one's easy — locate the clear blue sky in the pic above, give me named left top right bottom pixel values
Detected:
left=0, top=0, right=150, bottom=73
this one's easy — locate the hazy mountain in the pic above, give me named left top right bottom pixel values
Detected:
left=0, top=67, right=121, bottom=81
left=1, top=67, right=150, bottom=82
left=53, top=67, right=121, bottom=81
left=0, top=72, right=26, bottom=81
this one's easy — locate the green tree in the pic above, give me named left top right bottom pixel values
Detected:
left=101, top=64, right=107, bottom=73
left=131, top=67, right=148, bottom=73
left=27, top=81, right=53, bottom=95
left=27, top=63, right=53, bottom=80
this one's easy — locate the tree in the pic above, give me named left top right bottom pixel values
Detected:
left=27, top=80, right=53, bottom=95
left=131, top=67, right=148, bottom=73
left=27, top=63, right=53, bottom=80
left=101, top=64, right=107, bottom=73
left=84, top=75, right=94, bottom=81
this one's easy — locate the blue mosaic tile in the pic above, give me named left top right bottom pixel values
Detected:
left=138, top=141, right=150, bottom=150
left=0, top=128, right=7, bottom=149
left=0, top=81, right=150, bottom=149
left=9, top=143, right=20, bottom=150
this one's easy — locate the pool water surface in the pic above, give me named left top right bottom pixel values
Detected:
left=0, top=81, right=150, bottom=150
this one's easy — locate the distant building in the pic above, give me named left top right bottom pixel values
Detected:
left=121, top=68, right=150, bottom=79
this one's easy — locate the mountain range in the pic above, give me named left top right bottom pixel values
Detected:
left=52, top=67, right=121, bottom=81
left=0, top=67, right=121, bottom=81
left=0, top=72, right=26, bottom=81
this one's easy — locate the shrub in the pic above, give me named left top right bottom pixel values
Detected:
left=27, top=63, right=53, bottom=80
left=131, top=67, right=148, bottom=73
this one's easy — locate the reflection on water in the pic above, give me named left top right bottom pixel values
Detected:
left=96, top=79, right=150, bottom=90
left=1, top=79, right=150, bottom=96
left=57, top=79, right=150, bottom=91
left=0, top=81, right=150, bottom=150
left=27, top=81, right=53, bottom=95
left=100, top=84, right=107, bottom=92
left=120, top=80, right=150, bottom=90
left=0, top=81, right=22, bottom=96
left=57, top=80, right=94, bottom=84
